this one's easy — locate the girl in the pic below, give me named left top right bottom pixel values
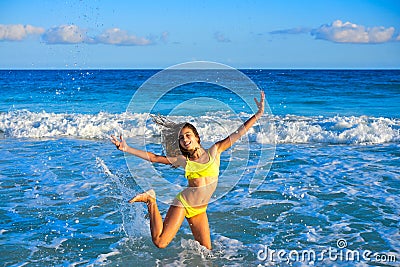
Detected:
left=111, top=91, right=264, bottom=250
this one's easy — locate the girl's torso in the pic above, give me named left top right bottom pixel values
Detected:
left=184, top=148, right=220, bottom=187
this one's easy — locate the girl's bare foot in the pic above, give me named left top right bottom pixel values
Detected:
left=128, top=189, right=156, bottom=204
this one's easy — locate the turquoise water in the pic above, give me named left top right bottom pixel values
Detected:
left=0, top=69, right=399, bottom=266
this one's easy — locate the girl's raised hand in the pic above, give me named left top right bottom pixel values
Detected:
left=110, top=135, right=128, bottom=152
left=254, top=91, right=265, bottom=117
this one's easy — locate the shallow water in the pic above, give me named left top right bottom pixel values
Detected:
left=0, top=69, right=399, bottom=266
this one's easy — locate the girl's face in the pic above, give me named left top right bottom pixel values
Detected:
left=179, top=127, right=200, bottom=151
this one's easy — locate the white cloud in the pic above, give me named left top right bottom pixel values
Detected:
left=42, top=25, right=91, bottom=44
left=42, top=25, right=153, bottom=46
left=3, top=23, right=160, bottom=46
left=214, top=31, right=231, bottom=43
left=95, top=28, right=152, bottom=46
left=160, top=31, right=169, bottom=43
left=0, top=24, right=44, bottom=41
left=311, top=20, right=396, bottom=43
left=269, top=27, right=311, bottom=35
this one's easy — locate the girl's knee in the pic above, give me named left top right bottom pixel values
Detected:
left=152, top=237, right=170, bottom=249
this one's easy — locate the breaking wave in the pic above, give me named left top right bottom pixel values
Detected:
left=0, top=110, right=399, bottom=145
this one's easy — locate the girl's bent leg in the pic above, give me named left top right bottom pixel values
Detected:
left=152, top=205, right=186, bottom=248
left=129, top=190, right=186, bottom=249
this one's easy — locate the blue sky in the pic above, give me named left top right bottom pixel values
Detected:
left=0, top=0, right=399, bottom=69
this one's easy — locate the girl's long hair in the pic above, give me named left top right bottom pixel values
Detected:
left=150, top=115, right=200, bottom=157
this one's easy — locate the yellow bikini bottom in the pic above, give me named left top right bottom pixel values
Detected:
left=176, top=192, right=207, bottom=219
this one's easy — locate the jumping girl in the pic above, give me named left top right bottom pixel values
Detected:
left=111, top=91, right=264, bottom=250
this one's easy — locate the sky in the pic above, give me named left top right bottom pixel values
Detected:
left=0, top=0, right=399, bottom=69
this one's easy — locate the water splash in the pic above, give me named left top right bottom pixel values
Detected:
left=95, top=157, right=150, bottom=239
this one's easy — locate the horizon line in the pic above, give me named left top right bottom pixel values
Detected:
left=1, top=67, right=399, bottom=71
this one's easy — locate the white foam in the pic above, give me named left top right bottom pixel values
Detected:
left=180, top=239, right=215, bottom=259
left=0, top=110, right=155, bottom=139
left=93, top=251, right=120, bottom=264
left=269, top=114, right=400, bottom=144
left=41, top=237, right=68, bottom=250
left=1, top=110, right=399, bottom=144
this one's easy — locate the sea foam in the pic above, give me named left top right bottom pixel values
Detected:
left=0, top=110, right=399, bottom=144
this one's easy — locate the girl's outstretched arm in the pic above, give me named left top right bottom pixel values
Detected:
left=214, top=91, right=265, bottom=153
left=110, top=135, right=185, bottom=166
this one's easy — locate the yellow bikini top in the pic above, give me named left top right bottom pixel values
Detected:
left=185, top=150, right=219, bottom=179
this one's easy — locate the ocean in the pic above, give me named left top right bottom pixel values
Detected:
left=0, top=68, right=399, bottom=266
